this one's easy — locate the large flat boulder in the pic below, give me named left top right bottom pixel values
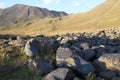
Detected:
left=94, top=54, right=120, bottom=71
left=28, top=59, right=53, bottom=75
left=56, top=47, right=74, bottom=66
left=65, top=56, right=95, bottom=75
left=41, top=68, right=74, bottom=80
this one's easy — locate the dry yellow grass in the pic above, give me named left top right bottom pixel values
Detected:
left=0, top=0, right=120, bottom=36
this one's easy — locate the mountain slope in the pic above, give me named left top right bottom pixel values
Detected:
left=0, top=4, right=67, bottom=26
left=0, top=0, right=120, bottom=36
left=54, top=0, right=120, bottom=33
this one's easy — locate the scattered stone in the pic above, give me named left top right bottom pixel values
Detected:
left=81, top=49, right=95, bottom=61
left=80, top=42, right=89, bottom=50
left=56, top=47, right=74, bottom=66
left=96, top=48, right=107, bottom=58
left=41, top=68, right=74, bottom=80
left=1, top=28, right=120, bottom=79
left=96, top=77, right=105, bottom=80
left=73, top=77, right=82, bottom=80
left=60, top=37, right=69, bottom=44
left=28, top=59, right=53, bottom=75
left=64, top=56, right=95, bottom=75
left=99, top=71, right=117, bottom=80
left=24, top=39, right=39, bottom=58
left=94, top=54, right=120, bottom=71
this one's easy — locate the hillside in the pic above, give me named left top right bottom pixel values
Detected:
left=0, top=4, right=67, bottom=27
left=55, top=0, right=120, bottom=33
left=0, top=0, right=120, bottom=36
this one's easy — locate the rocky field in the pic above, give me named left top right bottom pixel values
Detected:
left=0, top=28, right=120, bottom=80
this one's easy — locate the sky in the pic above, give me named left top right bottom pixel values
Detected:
left=0, top=0, right=106, bottom=14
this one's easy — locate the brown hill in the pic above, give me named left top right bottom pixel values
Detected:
left=56, top=0, right=120, bottom=33
left=0, top=0, right=120, bottom=36
left=0, top=4, right=67, bottom=26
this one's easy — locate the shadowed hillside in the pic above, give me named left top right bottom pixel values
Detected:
left=0, top=4, right=67, bottom=26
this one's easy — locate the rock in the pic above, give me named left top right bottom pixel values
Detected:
left=91, top=45, right=105, bottom=51
left=94, top=54, right=120, bottom=71
left=60, top=37, right=69, bottom=44
left=99, top=38, right=108, bottom=45
left=50, top=40, right=59, bottom=53
left=9, top=78, right=25, bottom=80
left=71, top=45, right=81, bottom=55
left=44, top=40, right=52, bottom=54
left=44, top=40, right=59, bottom=54
left=16, top=36, right=26, bottom=47
left=41, top=68, right=74, bottom=80
left=57, top=36, right=63, bottom=41
left=9, top=40, right=26, bottom=47
left=38, top=38, right=59, bottom=54
left=62, top=43, right=71, bottom=47
left=91, top=46, right=100, bottom=51
left=24, top=39, right=39, bottom=58
left=56, top=46, right=95, bottom=76
left=28, top=59, right=53, bottom=75
left=73, top=77, right=82, bottom=80
left=96, top=77, right=105, bottom=80
left=8, top=36, right=26, bottom=47
left=81, top=49, right=95, bottom=61
left=2, top=40, right=9, bottom=47
left=56, top=47, right=74, bottom=66
left=109, top=47, right=118, bottom=53
left=64, top=56, right=95, bottom=75
left=116, top=46, right=120, bottom=53
left=108, top=40, right=118, bottom=46
left=80, top=42, right=89, bottom=50
left=99, top=71, right=117, bottom=80
left=0, top=65, right=14, bottom=77
left=96, top=48, right=107, bottom=58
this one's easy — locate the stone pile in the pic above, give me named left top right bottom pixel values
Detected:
left=0, top=28, right=120, bottom=80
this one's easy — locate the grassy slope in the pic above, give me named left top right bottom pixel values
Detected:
left=0, top=0, right=120, bottom=36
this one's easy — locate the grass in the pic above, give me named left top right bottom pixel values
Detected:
left=12, top=66, right=41, bottom=80
left=0, top=43, right=41, bottom=80
left=0, top=46, right=28, bottom=65
left=85, top=74, right=96, bottom=80
left=0, top=42, right=57, bottom=80
left=0, top=66, right=41, bottom=80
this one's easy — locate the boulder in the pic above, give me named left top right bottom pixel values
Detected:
left=56, top=46, right=95, bottom=75
left=96, top=77, right=105, bottom=80
left=80, top=42, right=89, bottom=50
left=56, top=47, right=74, bottom=66
left=64, top=56, right=95, bottom=75
left=41, top=68, right=74, bottom=80
left=28, top=59, right=53, bottom=75
left=96, top=48, right=107, bottom=58
left=81, top=49, right=95, bottom=61
left=60, top=37, right=71, bottom=44
left=73, top=77, right=82, bottom=80
left=99, top=71, right=117, bottom=80
left=44, top=40, right=59, bottom=54
left=8, top=36, right=26, bottom=47
left=94, top=54, right=120, bottom=71
left=50, top=40, right=59, bottom=53
left=24, top=39, right=39, bottom=58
